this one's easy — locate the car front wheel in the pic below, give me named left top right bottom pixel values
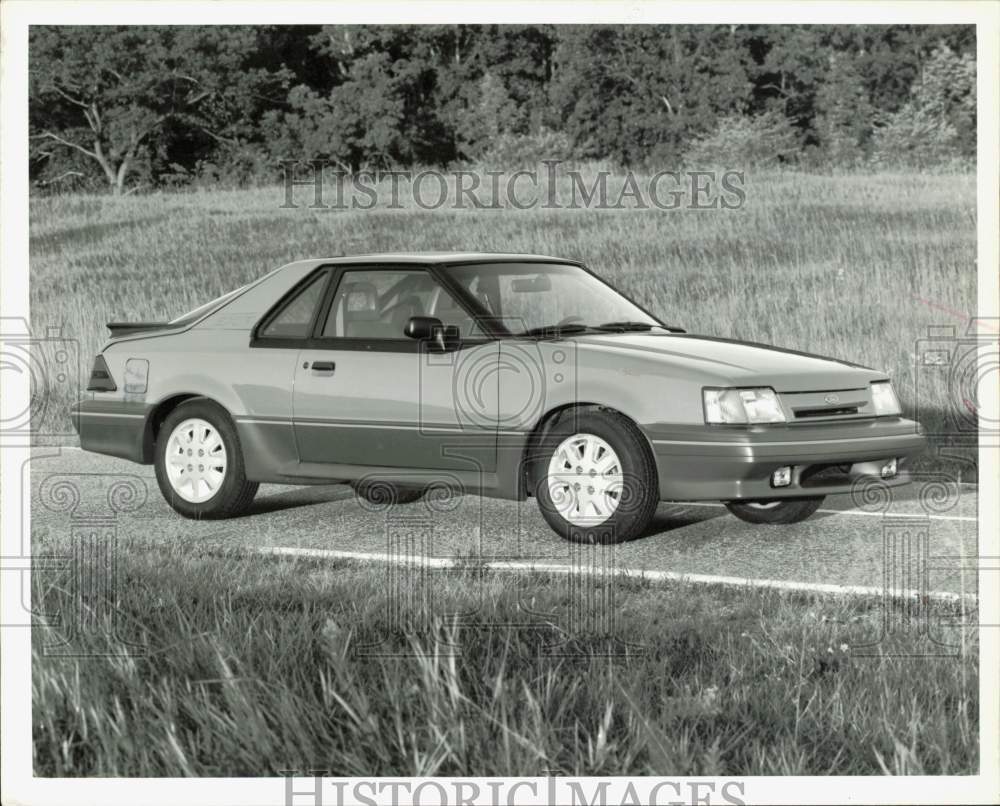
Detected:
left=725, top=497, right=824, bottom=524
left=154, top=399, right=258, bottom=519
left=534, top=410, right=659, bottom=544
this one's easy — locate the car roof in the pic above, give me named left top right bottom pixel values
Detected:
left=282, top=252, right=583, bottom=270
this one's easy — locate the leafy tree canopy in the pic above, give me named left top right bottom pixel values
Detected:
left=28, top=23, right=976, bottom=193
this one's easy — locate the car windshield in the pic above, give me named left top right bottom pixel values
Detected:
left=169, top=285, right=248, bottom=326
left=447, top=262, right=665, bottom=336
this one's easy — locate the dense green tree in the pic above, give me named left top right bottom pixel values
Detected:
left=871, top=43, right=976, bottom=168
left=29, top=26, right=291, bottom=193
left=744, top=24, right=826, bottom=126
left=27, top=23, right=977, bottom=192
left=685, top=109, right=801, bottom=167
left=913, top=43, right=977, bottom=157
left=849, top=24, right=975, bottom=115
left=814, top=50, right=875, bottom=165
left=306, top=25, right=468, bottom=165
left=742, top=24, right=975, bottom=148
left=454, top=72, right=518, bottom=158
left=552, top=25, right=752, bottom=165
left=280, top=24, right=556, bottom=167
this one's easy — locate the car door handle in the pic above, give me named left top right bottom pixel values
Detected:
left=309, top=361, right=336, bottom=373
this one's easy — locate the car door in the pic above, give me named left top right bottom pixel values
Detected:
left=245, top=266, right=334, bottom=469
left=293, top=266, right=500, bottom=474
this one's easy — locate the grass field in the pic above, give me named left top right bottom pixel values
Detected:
left=28, top=169, right=978, bottom=476
left=32, top=548, right=978, bottom=777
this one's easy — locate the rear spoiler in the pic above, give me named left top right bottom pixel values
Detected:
left=106, top=322, right=177, bottom=337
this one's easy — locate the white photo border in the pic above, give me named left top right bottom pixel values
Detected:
left=1, top=2, right=997, bottom=804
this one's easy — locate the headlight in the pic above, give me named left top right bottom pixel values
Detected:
left=870, top=380, right=901, bottom=416
left=703, top=387, right=786, bottom=424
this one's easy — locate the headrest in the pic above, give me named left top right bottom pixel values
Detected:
left=342, top=281, right=377, bottom=313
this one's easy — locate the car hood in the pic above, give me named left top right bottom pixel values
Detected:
left=574, top=333, right=884, bottom=392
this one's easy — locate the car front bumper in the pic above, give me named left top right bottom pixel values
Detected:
left=645, top=417, right=926, bottom=501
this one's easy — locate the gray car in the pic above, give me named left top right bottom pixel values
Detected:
left=72, top=253, right=925, bottom=543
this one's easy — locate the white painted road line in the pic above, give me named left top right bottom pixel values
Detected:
left=670, top=500, right=977, bottom=523
left=834, top=509, right=977, bottom=523
left=250, top=545, right=977, bottom=603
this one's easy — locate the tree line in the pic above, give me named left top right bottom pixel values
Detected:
left=28, top=24, right=976, bottom=194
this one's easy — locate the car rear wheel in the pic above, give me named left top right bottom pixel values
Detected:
left=154, top=399, right=258, bottom=519
left=725, top=497, right=824, bottom=524
left=534, top=410, right=659, bottom=544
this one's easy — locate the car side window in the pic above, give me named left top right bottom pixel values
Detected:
left=321, top=269, right=484, bottom=339
left=259, top=271, right=328, bottom=339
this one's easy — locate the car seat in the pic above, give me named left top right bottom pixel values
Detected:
left=341, top=282, right=386, bottom=338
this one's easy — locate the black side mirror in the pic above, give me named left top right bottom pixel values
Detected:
left=404, top=315, right=439, bottom=340
left=404, top=316, right=460, bottom=352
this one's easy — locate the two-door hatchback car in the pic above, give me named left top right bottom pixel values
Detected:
left=72, top=253, right=925, bottom=542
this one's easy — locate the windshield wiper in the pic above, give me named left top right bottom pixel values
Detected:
left=522, top=320, right=685, bottom=338
left=521, top=323, right=593, bottom=338
left=595, top=321, right=686, bottom=333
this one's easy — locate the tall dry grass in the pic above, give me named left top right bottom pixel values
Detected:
left=32, top=549, right=979, bottom=776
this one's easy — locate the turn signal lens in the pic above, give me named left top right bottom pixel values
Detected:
left=870, top=381, right=902, bottom=416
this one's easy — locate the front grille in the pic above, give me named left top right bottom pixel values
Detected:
left=781, top=388, right=872, bottom=420
left=794, top=406, right=860, bottom=419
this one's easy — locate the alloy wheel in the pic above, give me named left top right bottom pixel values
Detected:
left=546, top=432, right=624, bottom=525
left=164, top=417, right=228, bottom=503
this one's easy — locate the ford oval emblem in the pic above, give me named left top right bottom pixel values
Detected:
left=824, top=393, right=840, bottom=405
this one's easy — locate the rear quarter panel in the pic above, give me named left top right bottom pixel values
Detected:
left=100, top=330, right=295, bottom=420
left=79, top=261, right=321, bottom=471
left=94, top=260, right=319, bottom=416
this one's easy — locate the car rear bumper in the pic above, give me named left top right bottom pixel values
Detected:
left=645, top=417, right=926, bottom=501
left=70, top=399, right=153, bottom=464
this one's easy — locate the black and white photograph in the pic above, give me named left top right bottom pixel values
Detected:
left=1, top=1, right=997, bottom=805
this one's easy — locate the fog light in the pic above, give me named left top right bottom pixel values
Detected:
left=772, top=466, right=792, bottom=487
left=881, top=458, right=898, bottom=479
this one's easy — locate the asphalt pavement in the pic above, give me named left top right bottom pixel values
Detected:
left=28, top=448, right=979, bottom=596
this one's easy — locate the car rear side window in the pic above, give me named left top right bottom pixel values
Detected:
left=259, top=271, right=327, bottom=339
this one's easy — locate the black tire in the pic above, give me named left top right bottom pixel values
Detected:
left=351, top=479, right=425, bottom=506
left=725, top=496, right=825, bottom=524
left=533, top=409, right=659, bottom=544
left=154, top=398, right=258, bottom=519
